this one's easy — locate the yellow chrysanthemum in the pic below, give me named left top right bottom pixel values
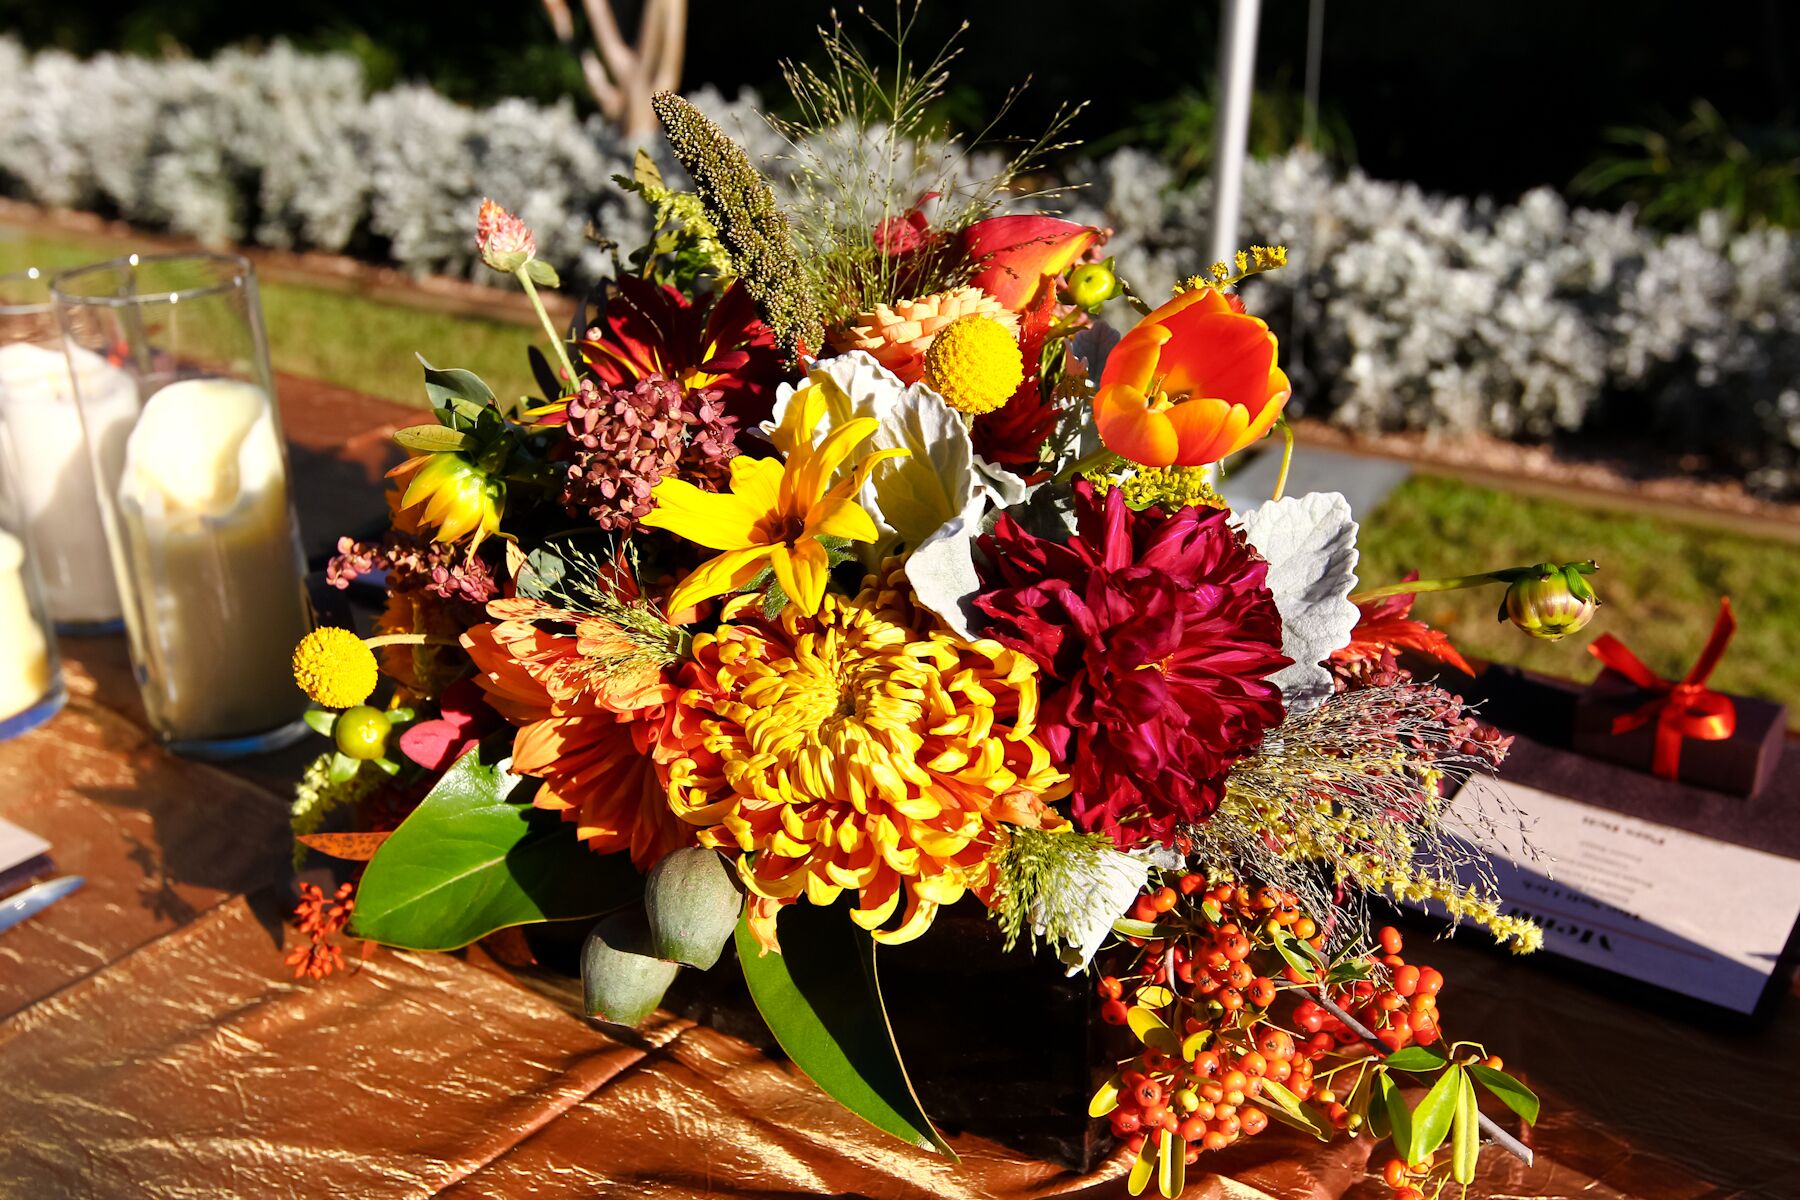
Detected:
left=922, top=314, right=1026, bottom=415
left=829, top=286, right=1019, bottom=384
left=666, top=561, right=1070, bottom=952
left=291, top=627, right=379, bottom=709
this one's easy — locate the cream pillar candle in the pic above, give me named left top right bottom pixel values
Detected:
left=113, top=377, right=311, bottom=742
left=0, top=342, right=136, bottom=626
left=0, top=529, right=52, bottom=722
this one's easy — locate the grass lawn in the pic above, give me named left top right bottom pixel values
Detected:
left=0, top=225, right=533, bottom=407
left=6, top=221, right=1796, bottom=714
left=1357, top=474, right=1798, bottom=712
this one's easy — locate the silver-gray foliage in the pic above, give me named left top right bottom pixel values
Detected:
left=2, top=39, right=1794, bottom=492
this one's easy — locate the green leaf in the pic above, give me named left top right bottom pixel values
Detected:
left=303, top=709, right=337, bottom=736
left=1381, top=1046, right=1448, bottom=1074
left=1157, top=1129, right=1184, bottom=1198
left=349, top=743, right=642, bottom=950
left=1088, top=1076, right=1121, bottom=1118
left=1468, top=1063, right=1540, bottom=1126
left=515, top=546, right=568, bottom=600
left=582, top=907, right=682, bottom=1026
left=1127, top=1006, right=1182, bottom=1055
left=1254, top=1076, right=1332, bottom=1141
left=1380, top=1072, right=1414, bottom=1162
left=328, top=752, right=359, bottom=785
left=735, top=903, right=954, bottom=1159
left=418, top=355, right=497, bottom=430
left=644, top=847, right=743, bottom=969
left=633, top=146, right=664, bottom=190
left=1411, top=1065, right=1466, bottom=1160
left=523, top=258, right=562, bottom=288
left=1111, top=917, right=1160, bottom=939
left=1127, top=1133, right=1157, bottom=1196
left=393, top=424, right=477, bottom=453
left=1271, top=929, right=1320, bottom=979
left=1451, top=1070, right=1480, bottom=1185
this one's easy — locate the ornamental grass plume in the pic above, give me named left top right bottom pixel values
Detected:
left=974, top=481, right=1290, bottom=847
left=1194, top=683, right=1540, bottom=953
left=666, top=560, right=1071, bottom=952
left=652, top=92, right=823, bottom=360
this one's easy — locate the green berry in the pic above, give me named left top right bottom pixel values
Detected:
left=1067, top=259, right=1122, bottom=311
left=334, top=705, right=393, bottom=761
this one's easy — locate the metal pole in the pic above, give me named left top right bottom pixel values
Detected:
left=1209, top=0, right=1264, bottom=268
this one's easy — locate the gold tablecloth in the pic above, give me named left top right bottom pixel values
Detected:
left=1, top=378, right=1793, bottom=1199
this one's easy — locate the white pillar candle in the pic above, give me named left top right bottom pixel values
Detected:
left=0, top=342, right=136, bottom=625
left=114, top=377, right=311, bottom=741
left=0, top=529, right=52, bottom=722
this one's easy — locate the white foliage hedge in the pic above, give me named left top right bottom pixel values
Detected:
left=2, top=39, right=1794, bottom=492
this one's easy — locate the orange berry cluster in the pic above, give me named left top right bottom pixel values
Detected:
left=1292, top=925, right=1446, bottom=1056
left=1095, top=875, right=1323, bottom=1162
left=1094, top=878, right=1461, bottom=1168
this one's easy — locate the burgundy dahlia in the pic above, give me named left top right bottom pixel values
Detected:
left=973, top=481, right=1290, bottom=847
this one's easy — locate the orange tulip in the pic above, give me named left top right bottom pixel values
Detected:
left=1093, top=288, right=1291, bottom=468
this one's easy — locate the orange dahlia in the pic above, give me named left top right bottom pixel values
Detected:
left=829, top=286, right=1018, bottom=385
left=665, top=561, right=1070, bottom=953
left=462, top=597, right=691, bottom=871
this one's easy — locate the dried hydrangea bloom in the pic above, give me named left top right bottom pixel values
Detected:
left=559, top=374, right=738, bottom=532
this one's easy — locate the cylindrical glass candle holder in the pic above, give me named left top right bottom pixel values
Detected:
left=0, top=267, right=131, bottom=633
left=0, top=413, right=67, bottom=741
left=52, top=254, right=313, bottom=757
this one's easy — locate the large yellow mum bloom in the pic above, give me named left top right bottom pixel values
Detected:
left=642, top=387, right=905, bottom=617
left=667, top=561, right=1070, bottom=952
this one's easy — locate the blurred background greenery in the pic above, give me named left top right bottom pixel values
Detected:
left=3, top=0, right=1796, bottom=226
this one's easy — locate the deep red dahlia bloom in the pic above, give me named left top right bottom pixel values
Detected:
left=578, top=275, right=784, bottom=427
left=973, top=481, right=1289, bottom=846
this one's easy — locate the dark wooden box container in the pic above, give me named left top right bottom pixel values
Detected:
left=516, top=900, right=1117, bottom=1170
left=1571, top=668, right=1787, bottom=797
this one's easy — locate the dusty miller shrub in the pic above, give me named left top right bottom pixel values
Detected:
left=0, top=38, right=1794, bottom=492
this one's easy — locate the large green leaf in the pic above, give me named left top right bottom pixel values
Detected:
left=1380, top=1072, right=1415, bottom=1162
left=1411, top=1065, right=1466, bottom=1161
left=1468, top=1063, right=1541, bottom=1126
left=1451, top=1070, right=1481, bottom=1185
left=350, top=743, right=641, bottom=950
left=734, top=905, right=955, bottom=1159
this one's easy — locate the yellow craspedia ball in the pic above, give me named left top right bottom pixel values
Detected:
left=291, top=627, right=379, bottom=709
left=921, top=314, right=1026, bottom=415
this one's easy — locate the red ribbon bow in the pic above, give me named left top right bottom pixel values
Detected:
left=1586, top=597, right=1738, bottom=780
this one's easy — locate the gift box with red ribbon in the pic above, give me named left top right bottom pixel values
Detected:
left=1572, top=597, right=1787, bottom=797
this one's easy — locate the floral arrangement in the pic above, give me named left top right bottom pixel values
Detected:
left=284, top=23, right=1600, bottom=1197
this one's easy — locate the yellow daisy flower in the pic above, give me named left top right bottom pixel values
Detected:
left=642, top=383, right=906, bottom=617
